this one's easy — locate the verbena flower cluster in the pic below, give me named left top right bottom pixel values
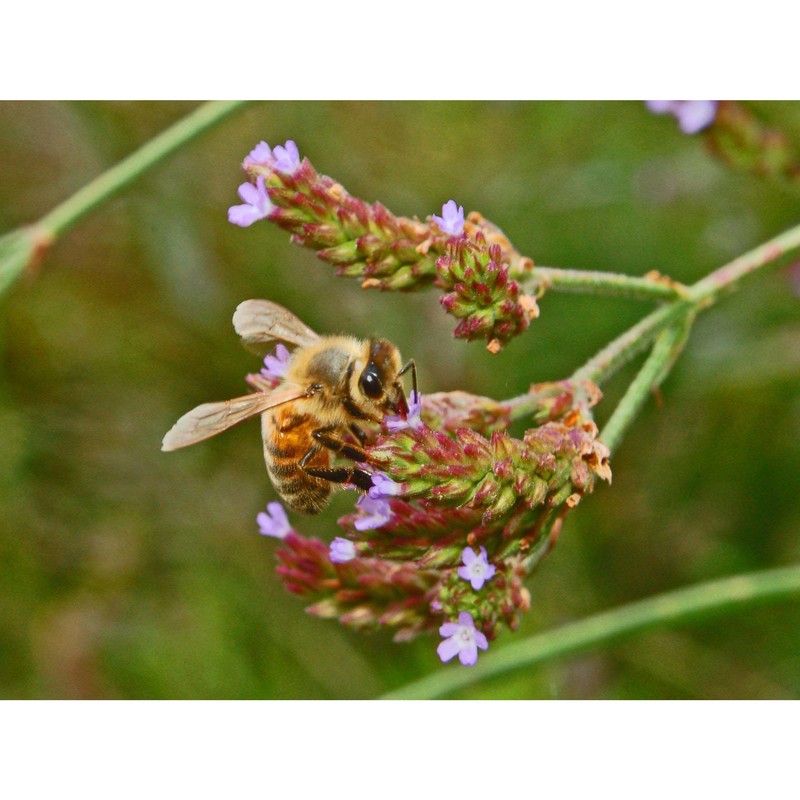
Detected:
left=230, top=140, right=611, bottom=667
left=255, top=354, right=610, bottom=665
left=228, top=140, right=539, bottom=351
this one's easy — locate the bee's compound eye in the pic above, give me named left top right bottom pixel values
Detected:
left=359, top=367, right=383, bottom=399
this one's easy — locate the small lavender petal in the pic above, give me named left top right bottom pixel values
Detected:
left=236, top=181, right=262, bottom=206
left=437, top=636, right=461, bottom=663
left=329, top=537, right=356, bottom=563
left=384, top=415, right=409, bottom=433
left=261, top=343, right=291, bottom=379
left=257, top=501, right=291, bottom=538
left=384, top=390, right=423, bottom=432
left=432, top=199, right=465, bottom=236
left=353, top=494, right=392, bottom=531
left=645, top=100, right=677, bottom=115
left=458, top=547, right=496, bottom=591
left=437, top=611, right=487, bottom=666
left=228, top=176, right=273, bottom=227
left=675, top=101, right=718, bottom=134
left=645, top=100, right=718, bottom=135
left=272, top=140, right=301, bottom=174
left=457, top=610, right=474, bottom=628
left=458, top=641, right=478, bottom=667
left=244, top=141, right=273, bottom=167
left=439, top=622, right=460, bottom=637
left=228, top=204, right=266, bottom=227
left=368, top=472, right=401, bottom=499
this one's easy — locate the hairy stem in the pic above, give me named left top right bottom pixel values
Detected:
left=571, top=301, right=691, bottom=386
left=381, top=563, right=800, bottom=699
left=527, top=266, right=687, bottom=302
left=600, top=316, right=693, bottom=454
left=569, top=219, right=800, bottom=390
left=687, top=223, right=800, bottom=307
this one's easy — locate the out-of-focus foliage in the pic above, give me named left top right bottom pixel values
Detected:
left=1, top=101, right=798, bottom=699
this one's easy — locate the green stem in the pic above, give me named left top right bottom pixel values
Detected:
left=570, top=301, right=691, bottom=386
left=600, top=316, right=693, bottom=454
left=527, top=266, right=687, bottom=302
left=687, top=222, right=800, bottom=307
left=569, top=219, right=800, bottom=389
left=38, top=101, right=248, bottom=237
left=0, top=100, right=248, bottom=298
left=381, top=563, right=800, bottom=699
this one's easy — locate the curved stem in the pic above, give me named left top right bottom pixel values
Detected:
left=571, top=301, right=691, bottom=386
left=38, top=101, right=248, bottom=238
left=568, top=219, right=800, bottom=390
left=0, top=100, right=248, bottom=299
left=380, top=563, right=800, bottom=699
left=687, top=222, right=800, bottom=307
left=527, top=266, right=687, bottom=302
left=600, top=315, right=693, bottom=454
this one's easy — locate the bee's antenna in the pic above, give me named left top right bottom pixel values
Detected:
left=399, top=359, right=418, bottom=398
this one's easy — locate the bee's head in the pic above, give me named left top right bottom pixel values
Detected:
left=352, top=339, right=408, bottom=419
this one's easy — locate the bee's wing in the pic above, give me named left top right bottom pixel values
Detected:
left=162, top=386, right=307, bottom=451
left=233, top=299, right=321, bottom=349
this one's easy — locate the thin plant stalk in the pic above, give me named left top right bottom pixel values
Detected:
left=504, top=218, right=800, bottom=425
left=0, top=100, right=248, bottom=298
left=381, top=563, right=800, bottom=699
left=527, top=265, right=687, bottom=302
left=600, top=317, right=693, bottom=454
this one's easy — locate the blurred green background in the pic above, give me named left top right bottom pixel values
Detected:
left=1, top=101, right=798, bottom=699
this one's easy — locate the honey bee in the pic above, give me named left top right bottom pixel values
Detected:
left=162, top=299, right=416, bottom=514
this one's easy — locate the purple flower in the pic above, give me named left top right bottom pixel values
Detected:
left=241, top=139, right=301, bottom=174
left=437, top=611, right=488, bottom=667
left=353, top=494, right=392, bottom=531
left=368, top=472, right=401, bottom=499
left=384, top=390, right=423, bottom=433
left=645, top=101, right=718, bottom=135
left=457, top=546, right=497, bottom=591
left=271, top=140, right=301, bottom=174
left=257, top=501, right=291, bottom=539
left=243, top=141, right=273, bottom=167
left=228, top=175, right=274, bottom=227
left=329, top=537, right=356, bottom=563
left=432, top=200, right=465, bottom=237
left=260, top=343, right=291, bottom=380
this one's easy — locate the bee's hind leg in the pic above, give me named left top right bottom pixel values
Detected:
left=300, top=456, right=374, bottom=491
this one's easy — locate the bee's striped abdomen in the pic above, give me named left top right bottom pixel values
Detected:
left=262, top=409, right=332, bottom=514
